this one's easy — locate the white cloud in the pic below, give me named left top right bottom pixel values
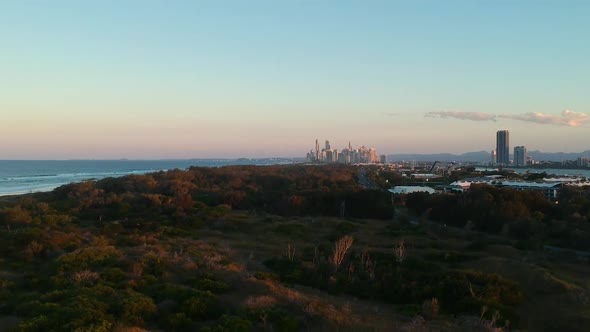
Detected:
left=424, top=111, right=497, bottom=122
left=498, top=109, right=590, bottom=127
left=424, top=109, right=589, bottom=127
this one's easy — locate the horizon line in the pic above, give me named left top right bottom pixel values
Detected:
left=1, top=149, right=589, bottom=161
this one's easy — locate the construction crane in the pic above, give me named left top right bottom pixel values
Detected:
left=429, top=161, right=440, bottom=174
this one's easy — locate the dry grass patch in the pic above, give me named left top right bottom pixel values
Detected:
left=244, top=295, right=277, bottom=310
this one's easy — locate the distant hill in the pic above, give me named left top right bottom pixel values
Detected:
left=527, top=150, right=590, bottom=162
left=388, top=150, right=590, bottom=162
left=387, top=151, right=490, bottom=162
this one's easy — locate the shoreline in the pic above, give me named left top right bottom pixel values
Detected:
left=0, top=186, right=59, bottom=198
left=0, top=159, right=299, bottom=199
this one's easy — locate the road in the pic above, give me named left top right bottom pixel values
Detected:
left=357, top=167, right=380, bottom=190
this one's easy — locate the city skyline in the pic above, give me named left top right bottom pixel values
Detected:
left=1, top=1, right=589, bottom=159
left=306, top=139, right=384, bottom=164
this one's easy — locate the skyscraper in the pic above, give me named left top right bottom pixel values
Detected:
left=514, top=146, right=527, bottom=167
left=496, top=130, right=510, bottom=165
left=315, top=139, right=319, bottom=161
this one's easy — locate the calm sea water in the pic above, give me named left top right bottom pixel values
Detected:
left=476, top=167, right=590, bottom=178
left=0, top=159, right=295, bottom=197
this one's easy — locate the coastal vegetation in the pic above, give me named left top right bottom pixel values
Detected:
left=0, top=164, right=589, bottom=331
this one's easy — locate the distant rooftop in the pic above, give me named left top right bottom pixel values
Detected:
left=500, top=181, right=561, bottom=189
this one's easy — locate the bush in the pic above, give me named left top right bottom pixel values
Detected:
left=57, top=246, right=118, bottom=272
left=0, top=278, right=14, bottom=290
left=202, top=315, right=253, bottom=332
left=254, top=272, right=280, bottom=282
left=190, top=277, right=231, bottom=293
left=432, top=270, right=524, bottom=316
left=335, top=221, right=359, bottom=235
left=273, top=223, right=307, bottom=238
left=182, top=290, right=222, bottom=319
left=16, top=293, right=114, bottom=332
left=118, top=290, right=157, bottom=326
left=165, top=312, right=193, bottom=331
left=266, top=309, right=301, bottom=331
left=398, top=304, right=422, bottom=317
left=263, top=258, right=306, bottom=284
left=138, top=251, right=169, bottom=277
left=101, top=267, right=127, bottom=284
left=17, top=315, right=50, bottom=332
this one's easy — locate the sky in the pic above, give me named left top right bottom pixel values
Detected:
left=1, top=0, right=589, bottom=159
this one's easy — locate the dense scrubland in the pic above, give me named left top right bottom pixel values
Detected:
left=0, top=165, right=589, bottom=331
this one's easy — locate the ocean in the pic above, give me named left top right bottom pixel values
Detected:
left=0, top=159, right=296, bottom=197
left=476, top=167, right=590, bottom=178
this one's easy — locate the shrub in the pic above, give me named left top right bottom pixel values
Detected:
left=101, top=267, right=127, bottom=283
left=244, top=296, right=277, bottom=311
left=135, top=275, right=159, bottom=289
left=71, top=270, right=100, bottom=286
left=1, top=206, right=33, bottom=225
left=138, top=251, right=168, bottom=277
left=165, top=312, right=193, bottom=331
left=182, top=290, right=222, bottom=319
left=201, top=315, right=253, bottom=332
left=48, top=231, right=82, bottom=251
left=0, top=278, right=14, bottom=289
left=266, top=309, right=301, bottom=331
left=273, top=223, right=307, bottom=238
left=335, top=221, right=359, bottom=236
left=398, top=304, right=422, bottom=317
left=433, top=270, right=524, bottom=316
left=118, top=290, right=157, bottom=326
left=23, top=240, right=45, bottom=261
left=143, top=283, right=196, bottom=303
left=16, top=294, right=114, bottom=332
left=254, top=271, right=280, bottom=282
left=190, top=277, right=231, bottom=293
left=58, top=246, right=118, bottom=272
left=70, top=319, right=112, bottom=332
left=13, top=228, right=47, bottom=246
left=101, top=223, right=124, bottom=237
left=17, top=315, right=50, bottom=332
left=43, top=214, right=73, bottom=226
left=263, top=258, right=306, bottom=284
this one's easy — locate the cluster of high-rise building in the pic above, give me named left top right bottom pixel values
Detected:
left=492, top=130, right=532, bottom=166
left=306, top=139, right=385, bottom=164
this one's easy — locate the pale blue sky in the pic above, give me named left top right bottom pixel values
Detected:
left=1, top=0, right=589, bottom=159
